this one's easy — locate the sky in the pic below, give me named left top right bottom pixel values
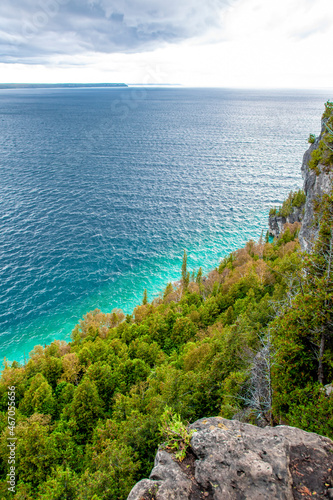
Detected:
left=0, top=0, right=333, bottom=88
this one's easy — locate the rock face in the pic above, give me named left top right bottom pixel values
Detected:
left=268, top=206, right=304, bottom=239
left=298, top=127, right=333, bottom=251
left=127, top=417, right=333, bottom=500
left=268, top=118, right=333, bottom=249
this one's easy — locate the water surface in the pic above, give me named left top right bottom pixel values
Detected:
left=0, top=87, right=329, bottom=362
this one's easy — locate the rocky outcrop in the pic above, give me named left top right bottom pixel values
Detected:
left=268, top=206, right=304, bottom=238
left=127, top=417, right=333, bottom=500
left=298, top=126, right=333, bottom=251
left=269, top=116, right=333, bottom=249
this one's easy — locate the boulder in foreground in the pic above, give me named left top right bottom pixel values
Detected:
left=127, top=417, right=333, bottom=500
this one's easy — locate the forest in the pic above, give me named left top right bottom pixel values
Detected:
left=1, top=105, right=333, bottom=500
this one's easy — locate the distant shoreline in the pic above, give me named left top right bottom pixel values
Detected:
left=0, top=83, right=128, bottom=89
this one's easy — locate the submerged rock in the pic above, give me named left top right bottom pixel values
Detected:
left=127, top=417, right=333, bottom=500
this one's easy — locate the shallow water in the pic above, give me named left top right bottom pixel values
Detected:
left=0, top=87, right=329, bottom=363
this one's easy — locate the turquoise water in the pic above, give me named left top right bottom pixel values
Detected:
left=0, top=87, right=330, bottom=363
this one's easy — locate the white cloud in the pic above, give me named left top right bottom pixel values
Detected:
left=0, top=0, right=231, bottom=63
left=0, top=0, right=333, bottom=88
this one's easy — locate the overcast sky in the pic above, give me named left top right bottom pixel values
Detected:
left=1, top=0, right=333, bottom=87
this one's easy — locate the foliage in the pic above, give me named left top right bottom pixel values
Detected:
left=1, top=111, right=333, bottom=496
left=308, top=133, right=316, bottom=144
left=269, top=190, right=306, bottom=218
left=0, top=222, right=330, bottom=498
left=309, top=101, right=333, bottom=174
left=323, top=100, right=333, bottom=119
left=70, top=378, right=104, bottom=439
left=181, top=250, right=190, bottom=290
left=159, top=407, right=195, bottom=461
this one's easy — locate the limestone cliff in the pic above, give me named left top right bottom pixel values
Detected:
left=127, top=417, right=333, bottom=500
left=269, top=114, right=333, bottom=251
left=268, top=205, right=304, bottom=239
left=298, top=122, right=333, bottom=251
left=127, top=110, right=333, bottom=500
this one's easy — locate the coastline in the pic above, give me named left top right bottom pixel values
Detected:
left=2, top=213, right=271, bottom=366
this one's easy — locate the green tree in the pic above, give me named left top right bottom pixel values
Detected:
left=142, top=289, right=148, bottom=305
left=196, top=267, right=203, bottom=285
left=171, top=317, right=197, bottom=345
left=55, top=382, right=75, bottom=416
left=41, top=356, right=63, bottom=389
left=19, top=373, right=56, bottom=416
left=15, top=415, right=57, bottom=486
left=163, top=283, right=174, bottom=300
left=181, top=250, right=190, bottom=290
left=71, top=378, right=104, bottom=439
left=77, top=441, right=140, bottom=500
left=37, top=467, right=78, bottom=500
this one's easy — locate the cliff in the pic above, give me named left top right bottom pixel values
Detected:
left=269, top=111, right=333, bottom=252
left=298, top=122, right=333, bottom=251
left=127, top=417, right=333, bottom=500
left=268, top=205, right=304, bottom=239
left=2, top=105, right=332, bottom=500
left=127, top=107, right=333, bottom=500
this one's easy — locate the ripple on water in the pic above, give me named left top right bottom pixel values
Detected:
left=0, top=87, right=329, bottom=362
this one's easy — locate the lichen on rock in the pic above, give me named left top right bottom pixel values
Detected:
left=127, top=417, right=333, bottom=500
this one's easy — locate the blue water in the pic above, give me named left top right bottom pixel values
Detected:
left=0, top=87, right=330, bottom=363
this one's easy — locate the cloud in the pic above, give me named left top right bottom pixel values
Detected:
left=0, top=0, right=233, bottom=63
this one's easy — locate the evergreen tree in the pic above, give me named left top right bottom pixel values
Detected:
left=265, top=231, right=270, bottom=244
left=163, top=283, right=174, bottom=300
left=142, top=289, right=148, bottom=305
left=19, top=373, right=56, bottom=416
left=181, top=250, right=189, bottom=290
left=71, top=379, right=104, bottom=438
left=196, top=267, right=203, bottom=285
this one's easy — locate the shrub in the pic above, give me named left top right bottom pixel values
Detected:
left=271, top=190, right=306, bottom=219
left=309, top=148, right=322, bottom=173
left=280, top=384, right=333, bottom=439
left=323, top=100, right=333, bottom=119
left=159, top=407, right=195, bottom=461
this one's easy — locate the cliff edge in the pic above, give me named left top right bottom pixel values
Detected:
left=269, top=110, right=333, bottom=252
left=127, top=417, right=333, bottom=500
left=298, top=121, right=333, bottom=251
left=128, top=106, right=333, bottom=500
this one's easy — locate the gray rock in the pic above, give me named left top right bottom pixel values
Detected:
left=127, top=479, right=160, bottom=500
left=269, top=117, right=333, bottom=249
left=325, top=383, right=333, bottom=397
left=299, top=122, right=333, bottom=252
left=127, top=450, right=193, bottom=500
left=127, top=417, right=333, bottom=500
left=268, top=205, right=304, bottom=238
left=268, top=214, right=284, bottom=238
